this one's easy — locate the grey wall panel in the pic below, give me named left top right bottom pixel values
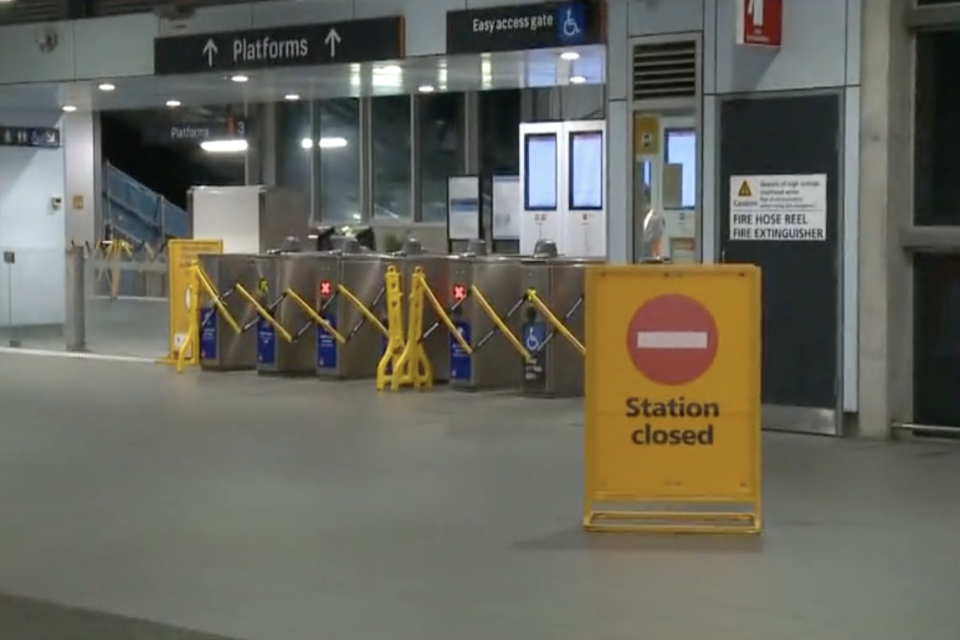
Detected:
left=628, top=0, right=704, bottom=36
left=703, top=0, right=717, bottom=94
left=606, top=0, right=629, bottom=101
left=157, top=5, right=254, bottom=35
left=0, top=22, right=76, bottom=83
left=846, top=0, right=862, bottom=85
left=252, top=0, right=352, bottom=29
left=74, top=15, right=157, bottom=79
left=713, top=0, right=849, bottom=93
left=701, top=94, right=717, bottom=263
left=843, top=86, right=860, bottom=412
left=606, top=98, right=629, bottom=263
left=63, top=111, right=98, bottom=247
left=354, top=0, right=462, bottom=57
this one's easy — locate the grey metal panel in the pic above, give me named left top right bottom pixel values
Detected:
left=198, top=253, right=258, bottom=371
left=0, top=0, right=63, bottom=24
left=257, top=253, right=317, bottom=375
left=96, top=0, right=279, bottom=16
left=331, top=254, right=389, bottom=380
left=258, top=187, right=311, bottom=252
left=900, top=225, right=960, bottom=251
left=904, top=4, right=960, bottom=29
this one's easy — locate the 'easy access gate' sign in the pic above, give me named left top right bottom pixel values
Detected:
left=583, top=264, right=762, bottom=534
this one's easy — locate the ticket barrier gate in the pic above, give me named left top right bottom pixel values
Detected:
left=196, top=253, right=261, bottom=371
left=314, top=252, right=391, bottom=380
left=446, top=255, right=531, bottom=390
left=519, top=258, right=596, bottom=397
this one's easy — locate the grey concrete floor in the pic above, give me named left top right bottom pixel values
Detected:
left=0, top=353, right=956, bottom=640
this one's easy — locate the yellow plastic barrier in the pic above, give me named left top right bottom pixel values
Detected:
left=165, top=239, right=224, bottom=363
left=376, top=266, right=406, bottom=390
left=285, top=287, right=346, bottom=344
left=337, top=283, right=389, bottom=338
left=583, top=264, right=762, bottom=535
left=469, top=285, right=532, bottom=362
left=176, top=265, right=201, bottom=373
left=416, top=272, right=473, bottom=355
left=525, top=288, right=586, bottom=356
left=235, top=283, right=294, bottom=343
left=390, top=266, right=433, bottom=390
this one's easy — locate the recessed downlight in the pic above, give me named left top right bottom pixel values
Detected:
left=560, top=51, right=580, bottom=61
left=284, top=93, right=300, bottom=101
left=417, top=84, right=435, bottom=93
left=300, top=137, right=314, bottom=149
left=231, top=74, right=249, bottom=83
left=61, top=105, right=77, bottom=112
left=569, top=75, right=586, bottom=84
left=166, top=99, right=181, bottom=107
left=97, top=82, right=116, bottom=92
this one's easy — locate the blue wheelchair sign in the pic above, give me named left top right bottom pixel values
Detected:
left=523, top=322, right=547, bottom=354
left=556, top=2, right=586, bottom=45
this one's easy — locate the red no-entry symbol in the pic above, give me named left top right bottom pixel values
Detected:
left=452, top=284, right=466, bottom=301
left=626, top=294, right=718, bottom=385
left=319, top=280, right=332, bottom=297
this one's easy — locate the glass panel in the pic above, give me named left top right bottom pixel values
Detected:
left=0, top=246, right=66, bottom=351
left=913, top=252, right=960, bottom=428
left=318, top=98, right=361, bottom=224
left=914, top=31, right=960, bottom=225
left=524, top=133, right=558, bottom=210
left=419, top=92, right=464, bottom=223
left=664, top=128, right=697, bottom=209
left=276, top=100, right=311, bottom=199
left=479, top=89, right=522, bottom=252
left=568, top=131, right=603, bottom=210
left=372, top=95, right=412, bottom=220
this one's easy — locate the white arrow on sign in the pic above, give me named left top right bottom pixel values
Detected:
left=324, top=28, right=341, bottom=58
left=746, top=0, right=764, bottom=27
left=202, top=38, right=218, bottom=67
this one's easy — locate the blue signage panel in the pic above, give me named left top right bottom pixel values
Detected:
left=449, top=321, right=472, bottom=380
left=317, top=315, right=338, bottom=369
left=445, top=1, right=602, bottom=55
left=257, top=318, right=276, bottom=364
left=522, top=321, right=548, bottom=390
left=199, top=307, right=217, bottom=360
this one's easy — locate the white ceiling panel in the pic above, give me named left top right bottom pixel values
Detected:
left=0, top=45, right=605, bottom=112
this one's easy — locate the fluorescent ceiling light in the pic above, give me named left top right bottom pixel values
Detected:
left=318, top=137, right=347, bottom=149
left=97, top=82, right=116, bottom=92
left=231, top=74, right=249, bottom=83
left=166, top=99, right=181, bottom=107
left=300, top=137, right=313, bottom=149
left=417, top=84, right=435, bottom=93
left=560, top=51, right=580, bottom=60
left=61, top=105, right=77, bottom=112
left=201, top=139, right=248, bottom=153
left=569, top=75, right=586, bottom=84
left=284, top=93, right=300, bottom=101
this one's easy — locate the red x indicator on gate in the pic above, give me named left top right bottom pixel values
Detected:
left=452, top=284, right=466, bottom=302
left=319, top=280, right=332, bottom=297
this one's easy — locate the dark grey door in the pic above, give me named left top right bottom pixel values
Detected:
left=718, top=94, right=840, bottom=424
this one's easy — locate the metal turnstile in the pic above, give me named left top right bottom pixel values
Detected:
left=197, top=253, right=260, bottom=371
left=315, top=252, right=388, bottom=379
left=255, top=252, right=321, bottom=376
left=447, top=255, right=526, bottom=390
left=520, top=258, right=597, bottom=397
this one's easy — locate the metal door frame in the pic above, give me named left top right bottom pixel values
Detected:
left=713, top=88, right=846, bottom=436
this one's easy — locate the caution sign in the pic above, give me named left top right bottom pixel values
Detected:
left=583, top=264, right=762, bottom=534
left=737, top=180, right=752, bottom=197
left=166, top=238, right=223, bottom=361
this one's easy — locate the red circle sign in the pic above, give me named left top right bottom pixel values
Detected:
left=626, top=294, right=718, bottom=385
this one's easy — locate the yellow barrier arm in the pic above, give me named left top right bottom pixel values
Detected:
left=337, top=284, right=389, bottom=338
left=192, top=264, right=242, bottom=334
left=235, top=283, right=294, bottom=343
left=284, top=288, right=346, bottom=344
left=526, top=289, right=586, bottom=355
left=469, top=285, right=532, bottom=362
left=416, top=273, right=473, bottom=355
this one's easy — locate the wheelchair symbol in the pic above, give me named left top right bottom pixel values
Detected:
left=562, top=8, right=581, bottom=37
left=524, top=326, right=543, bottom=352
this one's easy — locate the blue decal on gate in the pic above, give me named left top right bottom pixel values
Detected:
left=317, top=314, right=337, bottom=369
left=257, top=317, right=276, bottom=364
left=199, top=307, right=217, bottom=360
left=556, top=2, right=586, bottom=46
left=449, top=321, right=472, bottom=380
left=523, top=322, right=546, bottom=354
left=522, top=321, right=548, bottom=387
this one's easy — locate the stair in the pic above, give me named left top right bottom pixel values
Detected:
left=103, top=162, right=190, bottom=247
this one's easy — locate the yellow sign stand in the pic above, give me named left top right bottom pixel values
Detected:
left=583, top=264, right=762, bottom=534
left=163, top=239, right=223, bottom=364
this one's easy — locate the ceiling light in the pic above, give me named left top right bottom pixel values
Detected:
left=97, top=82, right=116, bottom=92
left=417, top=84, right=435, bottom=93
left=285, top=93, right=300, bottom=101
left=61, top=105, right=77, bottom=112
left=560, top=51, right=580, bottom=61
left=166, top=99, right=181, bottom=107
left=231, top=74, right=249, bottom=83
left=200, top=139, right=248, bottom=153
left=569, top=75, right=586, bottom=84
left=318, top=137, right=347, bottom=149
left=300, top=137, right=313, bottom=149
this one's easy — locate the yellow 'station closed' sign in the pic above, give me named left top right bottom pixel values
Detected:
left=583, top=264, right=762, bottom=535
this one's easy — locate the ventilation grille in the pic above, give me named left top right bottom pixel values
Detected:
left=0, top=0, right=61, bottom=24
left=632, top=40, right=698, bottom=101
left=97, top=0, right=279, bottom=17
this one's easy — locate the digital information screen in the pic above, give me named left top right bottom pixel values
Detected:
left=569, top=131, right=603, bottom=209
left=524, top=134, right=558, bottom=210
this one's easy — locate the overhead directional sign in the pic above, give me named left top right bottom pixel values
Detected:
left=0, top=126, right=60, bottom=149
left=154, top=17, right=405, bottom=75
left=446, top=1, right=604, bottom=55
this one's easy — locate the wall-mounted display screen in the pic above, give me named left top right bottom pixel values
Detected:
left=524, top=133, right=558, bottom=210
left=569, top=131, right=603, bottom=209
